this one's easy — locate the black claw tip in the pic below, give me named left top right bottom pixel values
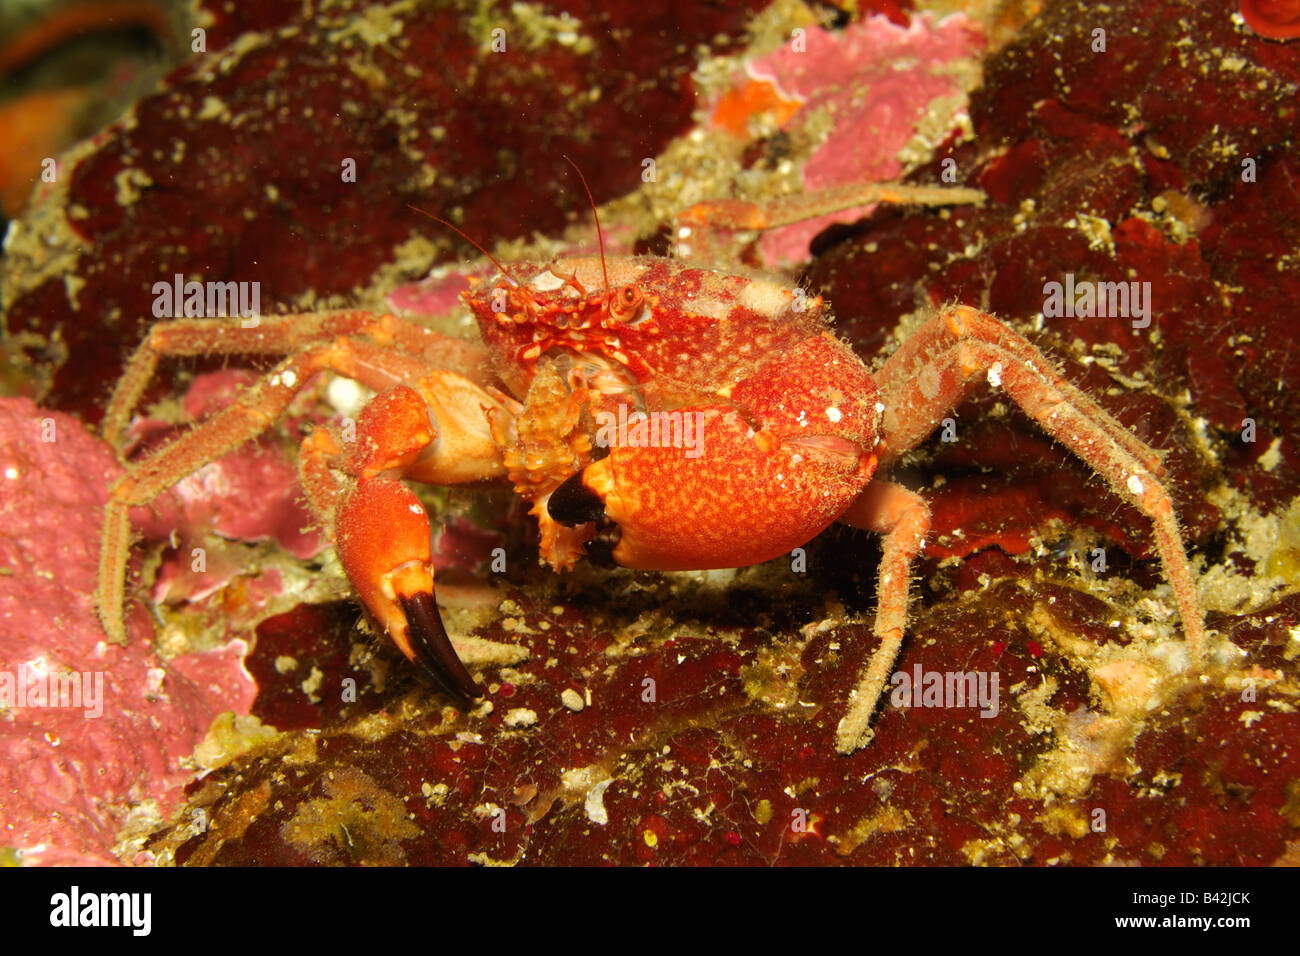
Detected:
left=398, top=592, right=483, bottom=706
left=548, top=471, right=607, bottom=526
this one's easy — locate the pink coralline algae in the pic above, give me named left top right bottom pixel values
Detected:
left=711, top=13, right=985, bottom=265
left=0, top=397, right=254, bottom=865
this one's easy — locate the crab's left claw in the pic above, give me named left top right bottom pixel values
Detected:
left=335, top=476, right=484, bottom=705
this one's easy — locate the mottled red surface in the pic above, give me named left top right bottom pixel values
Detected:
left=148, top=561, right=1300, bottom=866
left=3, top=0, right=1298, bottom=867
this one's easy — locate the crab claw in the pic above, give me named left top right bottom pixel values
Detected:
left=548, top=334, right=882, bottom=570
left=335, top=476, right=483, bottom=704
left=548, top=472, right=607, bottom=525
left=397, top=592, right=482, bottom=706
left=547, top=411, right=874, bottom=570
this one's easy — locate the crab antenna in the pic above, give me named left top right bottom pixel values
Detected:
left=561, top=154, right=609, bottom=294
left=406, top=204, right=516, bottom=285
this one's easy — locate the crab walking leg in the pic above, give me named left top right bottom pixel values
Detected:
left=875, top=305, right=1205, bottom=656
left=97, top=344, right=343, bottom=644
left=834, top=481, right=931, bottom=753
left=298, top=427, right=344, bottom=527
left=96, top=335, right=504, bottom=646
left=675, top=181, right=985, bottom=259
left=102, top=311, right=493, bottom=448
left=875, top=307, right=1166, bottom=479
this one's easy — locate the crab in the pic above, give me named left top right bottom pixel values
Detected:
left=94, top=180, right=1206, bottom=754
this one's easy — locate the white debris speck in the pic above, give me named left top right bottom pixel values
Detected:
left=585, top=779, right=613, bottom=825
left=1127, top=474, right=1144, bottom=496
left=987, top=361, right=1003, bottom=388
left=409, top=503, right=423, bottom=514
left=503, top=707, right=538, bottom=728
left=300, top=666, right=323, bottom=701
left=918, top=365, right=940, bottom=400
left=825, top=406, right=843, bottom=423
left=3, top=466, right=17, bottom=480
left=561, top=688, right=585, bottom=712
left=146, top=667, right=166, bottom=695
left=281, top=370, right=297, bottom=388
left=677, top=226, right=692, bottom=239
left=326, top=377, right=367, bottom=417
left=874, top=402, right=885, bottom=414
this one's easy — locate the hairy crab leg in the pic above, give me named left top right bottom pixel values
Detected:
left=834, top=480, right=931, bottom=753
left=831, top=305, right=1205, bottom=753
left=98, top=342, right=345, bottom=645
left=675, top=181, right=986, bottom=259
left=102, top=310, right=493, bottom=449
left=873, top=308, right=1167, bottom=479
left=96, top=332, right=503, bottom=682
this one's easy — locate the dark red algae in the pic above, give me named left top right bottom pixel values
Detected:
left=0, top=0, right=1297, bottom=867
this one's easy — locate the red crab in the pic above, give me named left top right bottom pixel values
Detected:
left=95, top=185, right=1205, bottom=754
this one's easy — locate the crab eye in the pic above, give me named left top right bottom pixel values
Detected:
left=610, top=284, right=644, bottom=321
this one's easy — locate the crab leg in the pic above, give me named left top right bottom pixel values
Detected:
left=334, top=474, right=483, bottom=703
left=102, top=310, right=493, bottom=448
left=833, top=481, right=930, bottom=753
left=98, top=342, right=347, bottom=645
left=547, top=333, right=880, bottom=570
left=874, top=309, right=1167, bottom=478
left=832, top=305, right=1205, bottom=753
left=298, top=383, right=500, bottom=701
left=675, top=181, right=985, bottom=259
left=97, top=333, right=504, bottom=695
